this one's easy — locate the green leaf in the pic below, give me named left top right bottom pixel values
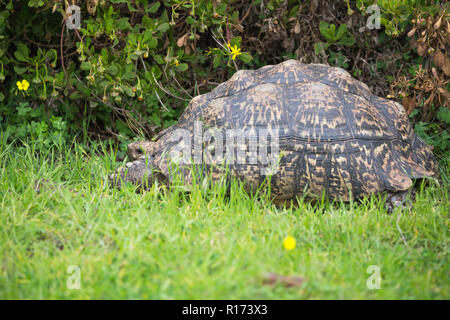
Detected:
left=116, top=18, right=132, bottom=31
left=123, top=86, right=136, bottom=97
left=319, top=21, right=335, bottom=43
left=143, top=29, right=153, bottom=42
left=76, top=81, right=91, bottom=95
left=107, top=65, right=118, bottom=76
left=99, top=81, right=110, bottom=89
left=14, top=66, right=28, bottom=75
left=148, top=2, right=160, bottom=13
left=17, top=43, right=30, bottom=58
left=141, top=15, right=154, bottom=29
left=157, top=23, right=170, bottom=33
left=437, top=107, right=450, bottom=124
left=213, top=55, right=222, bottom=68
left=27, top=0, right=45, bottom=8
left=148, top=38, right=158, bottom=49
left=314, top=42, right=329, bottom=55
left=151, top=66, right=162, bottom=79
left=122, top=71, right=135, bottom=81
left=337, top=36, right=355, bottom=46
left=238, top=52, right=252, bottom=64
left=335, top=24, right=348, bottom=41
left=154, top=55, right=164, bottom=64
left=69, top=91, right=82, bottom=100
left=126, top=1, right=139, bottom=12
left=14, top=51, right=28, bottom=62
left=176, top=63, right=188, bottom=72
left=230, top=37, right=242, bottom=47
left=329, top=24, right=336, bottom=37
left=129, top=53, right=139, bottom=61
left=145, top=71, right=153, bottom=82
left=80, top=62, right=92, bottom=70
left=186, top=16, right=196, bottom=25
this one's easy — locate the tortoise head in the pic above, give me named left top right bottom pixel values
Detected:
left=111, top=155, right=168, bottom=189
left=111, top=140, right=167, bottom=189
left=127, top=140, right=156, bottom=161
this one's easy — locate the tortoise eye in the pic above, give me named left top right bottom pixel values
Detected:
left=137, top=149, right=143, bottom=154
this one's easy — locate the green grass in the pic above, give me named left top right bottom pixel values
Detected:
left=0, top=141, right=448, bottom=299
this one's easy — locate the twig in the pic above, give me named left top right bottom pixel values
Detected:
left=239, top=1, right=253, bottom=24
left=139, top=55, right=148, bottom=72
left=153, top=89, right=169, bottom=112
left=211, top=30, right=239, bottom=71
left=396, top=211, right=409, bottom=247
left=211, top=30, right=229, bottom=51
left=60, top=20, right=67, bottom=80
left=139, top=55, right=177, bottom=111
left=171, top=73, right=193, bottom=99
left=74, top=29, right=83, bottom=42
left=24, top=34, right=60, bottom=48
left=186, top=80, right=221, bottom=93
left=150, top=70, right=191, bottom=101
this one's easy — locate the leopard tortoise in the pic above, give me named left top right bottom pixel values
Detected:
left=112, top=60, right=438, bottom=207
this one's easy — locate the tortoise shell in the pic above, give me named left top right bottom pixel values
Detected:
left=125, top=60, right=438, bottom=201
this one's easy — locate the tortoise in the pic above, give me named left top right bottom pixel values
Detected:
left=112, top=60, right=438, bottom=208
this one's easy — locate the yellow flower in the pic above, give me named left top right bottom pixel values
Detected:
left=227, top=41, right=231, bottom=48
left=16, top=79, right=30, bottom=91
left=174, top=59, right=180, bottom=66
left=230, top=45, right=241, bottom=60
left=283, top=236, right=296, bottom=251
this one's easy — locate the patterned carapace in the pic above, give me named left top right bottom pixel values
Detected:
left=115, top=60, right=438, bottom=201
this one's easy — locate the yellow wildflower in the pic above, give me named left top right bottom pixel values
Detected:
left=283, top=236, right=296, bottom=251
left=16, top=79, right=30, bottom=91
left=230, top=45, right=241, bottom=60
left=227, top=41, right=231, bottom=48
left=174, top=59, right=180, bottom=66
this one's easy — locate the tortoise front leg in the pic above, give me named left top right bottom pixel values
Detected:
left=384, top=189, right=416, bottom=213
left=110, top=156, right=163, bottom=189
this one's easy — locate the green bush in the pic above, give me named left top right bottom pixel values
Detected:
left=0, top=0, right=447, bottom=160
left=0, top=0, right=255, bottom=143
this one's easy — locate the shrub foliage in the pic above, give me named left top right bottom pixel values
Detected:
left=0, top=0, right=448, bottom=157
